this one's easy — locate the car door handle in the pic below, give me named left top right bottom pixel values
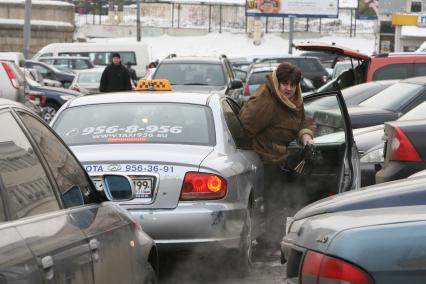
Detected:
left=89, top=239, right=99, bottom=251
left=41, top=256, right=53, bottom=270
left=41, top=256, right=54, bottom=280
left=89, top=239, right=100, bottom=262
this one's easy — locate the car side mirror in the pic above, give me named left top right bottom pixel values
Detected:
left=230, top=79, right=243, bottom=89
left=103, top=174, right=135, bottom=201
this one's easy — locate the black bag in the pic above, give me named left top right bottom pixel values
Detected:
left=280, top=144, right=323, bottom=175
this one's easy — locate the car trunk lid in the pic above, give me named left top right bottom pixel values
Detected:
left=295, top=42, right=370, bottom=61
left=71, top=144, right=214, bottom=209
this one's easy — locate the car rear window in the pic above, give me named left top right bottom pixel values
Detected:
left=359, top=82, right=423, bottom=112
left=154, top=63, right=225, bottom=86
left=248, top=71, right=271, bottom=85
left=77, top=71, right=103, bottom=83
left=53, top=103, right=215, bottom=146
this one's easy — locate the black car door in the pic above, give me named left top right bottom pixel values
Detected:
left=289, top=91, right=360, bottom=203
left=16, top=111, right=139, bottom=284
left=0, top=109, right=94, bottom=284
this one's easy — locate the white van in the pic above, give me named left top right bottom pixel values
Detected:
left=32, top=42, right=150, bottom=78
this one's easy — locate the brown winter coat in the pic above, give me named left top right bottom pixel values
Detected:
left=239, top=71, right=313, bottom=163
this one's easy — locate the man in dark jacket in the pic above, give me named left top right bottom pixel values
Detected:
left=99, top=52, right=132, bottom=92
left=239, top=62, right=314, bottom=246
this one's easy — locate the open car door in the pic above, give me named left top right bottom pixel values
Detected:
left=288, top=90, right=360, bottom=204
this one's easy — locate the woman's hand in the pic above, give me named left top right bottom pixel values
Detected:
left=301, top=133, right=314, bottom=145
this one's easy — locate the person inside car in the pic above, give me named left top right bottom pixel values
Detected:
left=239, top=62, right=314, bottom=247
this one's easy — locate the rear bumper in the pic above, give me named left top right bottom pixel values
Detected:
left=126, top=202, right=246, bottom=250
left=376, top=161, right=425, bottom=184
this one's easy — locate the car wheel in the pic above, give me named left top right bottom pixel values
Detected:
left=43, top=102, right=60, bottom=123
left=142, top=263, right=157, bottom=284
left=237, top=209, right=253, bottom=276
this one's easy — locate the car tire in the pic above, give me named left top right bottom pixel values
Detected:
left=235, top=209, right=253, bottom=276
left=43, top=102, right=60, bottom=123
left=142, top=263, right=157, bottom=284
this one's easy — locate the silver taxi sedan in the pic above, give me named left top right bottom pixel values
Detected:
left=51, top=91, right=265, bottom=274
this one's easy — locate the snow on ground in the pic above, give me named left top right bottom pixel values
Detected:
left=93, top=32, right=376, bottom=62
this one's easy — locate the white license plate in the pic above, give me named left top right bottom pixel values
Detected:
left=92, top=177, right=153, bottom=198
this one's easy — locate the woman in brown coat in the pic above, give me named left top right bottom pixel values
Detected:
left=239, top=62, right=314, bottom=246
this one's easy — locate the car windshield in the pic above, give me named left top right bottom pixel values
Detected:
left=77, top=72, right=102, bottom=84
left=359, top=82, right=423, bottom=112
left=399, top=101, right=426, bottom=121
left=153, top=63, right=225, bottom=86
left=53, top=103, right=215, bottom=146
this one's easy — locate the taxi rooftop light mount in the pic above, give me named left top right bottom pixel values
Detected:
left=135, top=79, right=172, bottom=91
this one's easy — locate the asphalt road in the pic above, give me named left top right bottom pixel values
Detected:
left=159, top=243, right=286, bottom=284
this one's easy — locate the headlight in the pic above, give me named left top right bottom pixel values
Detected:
left=360, top=147, right=384, bottom=163
left=60, top=95, right=76, bottom=101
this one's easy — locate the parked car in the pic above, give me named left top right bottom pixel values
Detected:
left=26, top=75, right=82, bottom=123
left=51, top=84, right=359, bottom=272
left=0, top=60, right=26, bottom=102
left=25, top=60, right=75, bottom=88
left=313, top=76, right=426, bottom=132
left=69, top=67, right=104, bottom=95
left=0, top=60, right=43, bottom=115
left=240, top=63, right=315, bottom=105
left=297, top=42, right=426, bottom=92
left=304, top=80, right=397, bottom=118
left=298, top=50, right=345, bottom=68
left=376, top=117, right=426, bottom=184
left=331, top=60, right=359, bottom=79
left=0, top=99, right=158, bottom=284
left=253, top=56, right=329, bottom=89
left=0, top=51, right=25, bottom=67
left=38, top=56, right=95, bottom=73
left=281, top=174, right=426, bottom=284
left=151, top=54, right=243, bottom=101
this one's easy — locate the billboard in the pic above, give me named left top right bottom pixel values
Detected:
left=357, top=0, right=379, bottom=19
left=246, top=0, right=339, bottom=18
left=339, top=0, right=358, bottom=9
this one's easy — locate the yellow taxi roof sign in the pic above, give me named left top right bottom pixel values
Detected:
left=135, top=79, right=172, bottom=91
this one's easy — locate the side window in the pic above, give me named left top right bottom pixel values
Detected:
left=32, top=64, right=50, bottom=75
left=373, top=64, right=411, bottom=81
left=221, top=100, right=252, bottom=149
left=75, top=59, right=88, bottom=70
left=18, top=112, right=102, bottom=208
left=413, top=64, right=426, bottom=77
left=0, top=111, right=59, bottom=220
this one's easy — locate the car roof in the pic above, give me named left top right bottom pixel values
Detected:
left=39, top=56, right=91, bottom=60
left=66, top=91, right=216, bottom=108
left=77, top=67, right=105, bottom=74
left=161, top=56, right=223, bottom=64
left=401, top=76, right=426, bottom=85
left=0, top=98, right=26, bottom=108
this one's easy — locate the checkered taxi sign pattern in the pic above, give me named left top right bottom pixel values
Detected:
left=135, top=79, right=172, bottom=91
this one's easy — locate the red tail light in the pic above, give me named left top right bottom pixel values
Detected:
left=243, top=84, right=250, bottom=96
left=29, top=95, right=40, bottom=104
left=40, top=95, right=47, bottom=106
left=71, top=86, right=80, bottom=92
left=302, top=250, right=373, bottom=284
left=180, top=172, right=227, bottom=201
left=2, top=62, right=18, bottom=88
left=390, top=127, right=421, bottom=161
